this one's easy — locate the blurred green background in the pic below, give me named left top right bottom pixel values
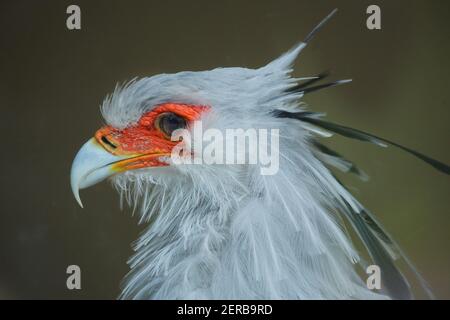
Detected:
left=0, top=0, right=449, bottom=299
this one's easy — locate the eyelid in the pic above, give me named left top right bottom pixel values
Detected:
left=154, top=112, right=187, bottom=139
left=153, top=112, right=169, bottom=133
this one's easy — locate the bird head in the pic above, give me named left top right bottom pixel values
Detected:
left=70, top=10, right=342, bottom=210
left=70, top=55, right=303, bottom=209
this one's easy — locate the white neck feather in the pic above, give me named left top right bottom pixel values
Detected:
left=114, top=136, right=386, bottom=300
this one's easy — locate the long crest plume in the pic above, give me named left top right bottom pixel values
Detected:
left=267, top=9, right=449, bottom=299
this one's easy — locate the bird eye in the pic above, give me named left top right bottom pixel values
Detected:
left=155, top=112, right=187, bottom=138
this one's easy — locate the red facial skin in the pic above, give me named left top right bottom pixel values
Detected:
left=94, top=103, right=209, bottom=171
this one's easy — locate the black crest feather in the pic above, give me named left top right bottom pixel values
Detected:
left=272, top=109, right=444, bottom=299
left=273, top=110, right=450, bottom=175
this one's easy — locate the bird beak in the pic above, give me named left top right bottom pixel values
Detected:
left=71, top=128, right=173, bottom=208
left=70, top=138, right=127, bottom=208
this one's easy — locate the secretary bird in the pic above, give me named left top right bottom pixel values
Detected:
left=70, top=10, right=449, bottom=299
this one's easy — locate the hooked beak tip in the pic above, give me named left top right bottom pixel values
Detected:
left=74, top=189, right=84, bottom=208
left=70, top=178, right=84, bottom=208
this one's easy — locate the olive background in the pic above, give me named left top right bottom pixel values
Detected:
left=0, top=0, right=449, bottom=299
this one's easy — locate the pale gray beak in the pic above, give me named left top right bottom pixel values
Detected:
left=70, top=138, right=125, bottom=208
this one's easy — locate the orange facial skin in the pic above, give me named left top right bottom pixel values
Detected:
left=94, top=103, right=209, bottom=171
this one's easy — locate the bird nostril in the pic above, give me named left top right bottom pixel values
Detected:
left=101, top=136, right=117, bottom=149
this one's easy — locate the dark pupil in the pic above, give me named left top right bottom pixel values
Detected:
left=160, top=113, right=186, bottom=136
